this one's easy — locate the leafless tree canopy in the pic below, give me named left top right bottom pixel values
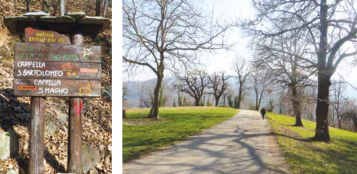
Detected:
left=242, top=0, right=357, bottom=141
left=251, top=65, right=272, bottom=111
left=208, top=71, right=230, bottom=106
left=178, top=70, right=210, bottom=106
left=123, top=0, right=231, bottom=73
left=123, top=0, right=231, bottom=117
left=234, top=59, right=250, bottom=109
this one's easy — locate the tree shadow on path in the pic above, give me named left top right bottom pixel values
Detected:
left=126, top=115, right=291, bottom=174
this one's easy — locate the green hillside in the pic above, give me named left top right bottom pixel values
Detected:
left=123, top=107, right=239, bottom=162
left=268, top=112, right=357, bottom=174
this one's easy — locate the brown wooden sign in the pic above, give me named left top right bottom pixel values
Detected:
left=14, top=43, right=101, bottom=62
left=14, top=61, right=101, bottom=79
left=14, top=38, right=102, bottom=97
left=25, top=27, right=71, bottom=44
left=14, top=79, right=101, bottom=97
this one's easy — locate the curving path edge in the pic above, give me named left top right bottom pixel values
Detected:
left=123, top=110, right=292, bottom=174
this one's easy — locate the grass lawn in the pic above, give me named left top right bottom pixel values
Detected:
left=267, top=112, right=357, bottom=174
left=123, top=107, right=238, bottom=163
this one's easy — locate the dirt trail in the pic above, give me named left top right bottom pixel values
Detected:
left=123, top=110, right=292, bottom=174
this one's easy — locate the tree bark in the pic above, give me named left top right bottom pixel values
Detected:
left=291, top=85, right=303, bottom=126
left=237, top=83, right=243, bottom=109
left=150, top=69, right=163, bottom=118
left=151, top=77, right=162, bottom=118
left=194, top=98, right=200, bottom=106
left=42, top=0, right=49, bottom=13
left=103, top=0, right=108, bottom=17
left=96, top=0, right=101, bottom=16
left=59, top=0, right=65, bottom=16
left=315, top=74, right=331, bottom=141
left=255, top=88, right=259, bottom=111
left=314, top=0, right=331, bottom=141
left=26, top=0, right=31, bottom=12
left=337, top=116, right=342, bottom=129
left=214, top=97, right=219, bottom=107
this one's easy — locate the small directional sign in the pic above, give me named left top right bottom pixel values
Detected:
left=14, top=43, right=101, bottom=62
left=14, top=79, right=101, bottom=97
left=25, top=27, right=71, bottom=44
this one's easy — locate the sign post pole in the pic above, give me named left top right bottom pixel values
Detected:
left=68, top=31, right=84, bottom=173
left=25, top=28, right=47, bottom=174
left=29, top=97, right=46, bottom=174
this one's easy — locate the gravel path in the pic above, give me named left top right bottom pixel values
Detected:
left=123, top=110, right=292, bottom=174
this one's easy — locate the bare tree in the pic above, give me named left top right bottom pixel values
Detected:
left=123, top=0, right=231, bottom=118
left=331, top=80, right=347, bottom=128
left=179, top=71, right=210, bottom=106
left=254, top=32, right=317, bottom=126
left=341, top=99, right=357, bottom=132
left=243, top=0, right=357, bottom=141
left=251, top=66, right=271, bottom=111
left=234, top=59, right=250, bottom=109
left=208, top=71, right=230, bottom=106
left=222, top=85, right=233, bottom=107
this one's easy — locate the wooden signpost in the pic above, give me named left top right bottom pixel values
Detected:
left=18, top=27, right=101, bottom=174
left=4, top=10, right=110, bottom=174
left=14, top=40, right=102, bottom=97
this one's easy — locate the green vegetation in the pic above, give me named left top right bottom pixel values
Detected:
left=267, top=112, right=357, bottom=174
left=123, top=107, right=238, bottom=162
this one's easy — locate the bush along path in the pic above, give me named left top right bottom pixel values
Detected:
left=123, top=110, right=291, bottom=174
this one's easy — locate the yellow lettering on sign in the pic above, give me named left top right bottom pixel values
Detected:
left=28, top=37, right=46, bottom=43
left=47, top=38, right=57, bottom=43
left=36, top=32, right=54, bottom=38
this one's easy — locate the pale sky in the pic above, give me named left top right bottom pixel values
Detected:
left=122, top=0, right=357, bottom=99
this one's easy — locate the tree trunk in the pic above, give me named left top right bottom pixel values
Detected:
left=52, top=2, right=57, bottom=16
left=223, top=95, right=226, bottom=106
left=353, top=117, right=357, bottom=132
left=255, top=88, right=259, bottom=111
left=314, top=0, right=330, bottom=141
left=237, top=84, right=243, bottom=109
left=194, top=98, right=200, bottom=106
left=59, top=0, right=65, bottom=16
left=315, top=74, right=331, bottom=141
left=150, top=74, right=163, bottom=118
left=96, top=0, right=101, bottom=16
left=26, top=0, right=31, bottom=12
left=214, top=97, right=219, bottom=107
left=103, top=0, right=108, bottom=17
left=257, top=87, right=264, bottom=111
left=291, top=85, right=303, bottom=126
left=337, top=115, right=342, bottom=129
left=42, top=0, right=49, bottom=13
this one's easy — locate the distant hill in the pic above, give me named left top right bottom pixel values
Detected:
left=123, top=75, right=279, bottom=110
